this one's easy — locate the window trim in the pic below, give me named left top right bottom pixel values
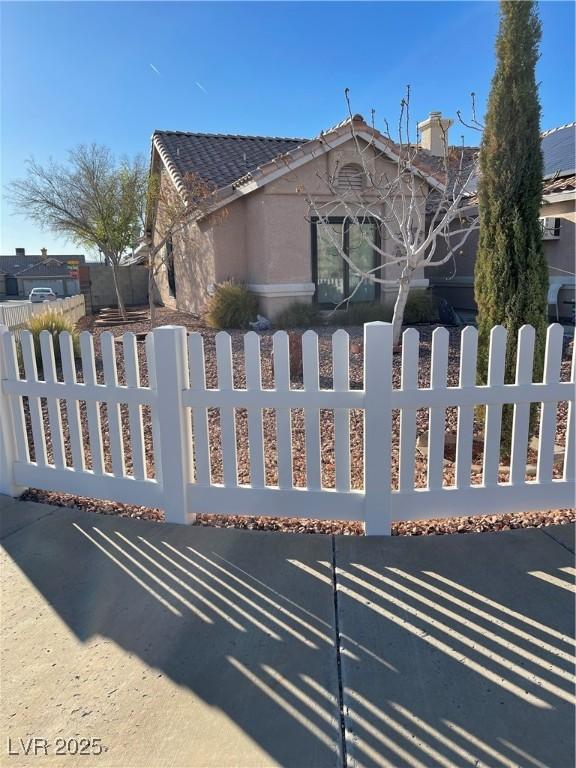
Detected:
left=311, top=216, right=381, bottom=307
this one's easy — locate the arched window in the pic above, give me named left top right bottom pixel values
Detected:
left=337, top=163, right=364, bottom=193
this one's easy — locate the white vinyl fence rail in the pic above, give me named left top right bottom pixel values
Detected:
left=0, top=295, right=85, bottom=334
left=0, top=322, right=573, bottom=534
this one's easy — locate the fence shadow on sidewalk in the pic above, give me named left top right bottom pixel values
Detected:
left=2, top=509, right=575, bottom=767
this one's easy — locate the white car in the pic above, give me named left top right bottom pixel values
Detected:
left=29, top=287, right=58, bottom=303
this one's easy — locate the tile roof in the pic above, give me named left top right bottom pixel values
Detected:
left=153, top=120, right=575, bottom=202
left=153, top=131, right=307, bottom=191
left=543, top=172, right=576, bottom=195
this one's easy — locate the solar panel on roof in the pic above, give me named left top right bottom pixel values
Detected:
left=542, top=124, right=575, bottom=177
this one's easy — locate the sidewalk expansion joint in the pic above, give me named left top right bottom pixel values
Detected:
left=331, top=534, right=348, bottom=767
left=541, top=525, right=575, bottom=554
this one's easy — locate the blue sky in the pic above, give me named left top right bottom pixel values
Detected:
left=1, top=0, right=574, bottom=256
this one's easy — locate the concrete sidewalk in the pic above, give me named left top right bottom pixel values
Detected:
left=1, top=496, right=574, bottom=768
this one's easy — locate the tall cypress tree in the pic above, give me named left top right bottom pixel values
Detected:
left=475, top=0, right=548, bottom=443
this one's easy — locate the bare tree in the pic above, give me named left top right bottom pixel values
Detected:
left=7, top=145, right=146, bottom=320
left=141, top=168, right=226, bottom=328
left=302, top=88, right=480, bottom=344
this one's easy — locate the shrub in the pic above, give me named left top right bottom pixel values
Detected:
left=204, top=282, right=258, bottom=329
left=403, top=290, right=438, bottom=325
left=274, top=302, right=320, bottom=329
left=20, top=311, right=80, bottom=371
left=337, top=302, right=393, bottom=326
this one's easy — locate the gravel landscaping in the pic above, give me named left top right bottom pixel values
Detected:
left=21, top=307, right=575, bottom=536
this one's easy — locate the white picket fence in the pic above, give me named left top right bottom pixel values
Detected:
left=0, top=295, right=85, bottom=334
left=0, top=322, right=573, bottom=534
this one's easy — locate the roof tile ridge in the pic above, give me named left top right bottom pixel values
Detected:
left=153, top=132, right=188, bottom=199
left=153, top=129, right=308, bottom=143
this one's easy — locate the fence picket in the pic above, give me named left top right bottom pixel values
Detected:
left=399, top=328, right=419, bottom=492
left=363, top=322, right=393, bottom=534
left=303, top=331, right=321, bottom=491
left=455, top=327, right=478, bottom=489
left=427, top=327, right=449, bottom=491
left=80, top=331, right=104, bottom=475
left=564, top=339, right=575, bottom=482
left=153, top=326, right=192, bottom=523
left=244, top=332, right=265, bottom=489
left=100, top=332, right=125, bottom=477
left=273, top=331, right=293, bottom=489
left=537, top=324, right=564, bottom=483
left=216, top=332, right=237, bottom=487
left=0, top=328, right=28, bottom=496
left=20, top=331, right=47, bottom=467
left=0, top=295, right=85, bottom=334
left=39, top=331, right=66, bottom=469
left=333, top=329, right=350, bottom=492
left=123, top=333, right=147, bottom=481
left=60, top=332, right=85, bottom=471
left=0, top=321, right=573, bottom=531
left=483, top=325, right=507, bottom=486
left=510, top=325, right=536, bottom=484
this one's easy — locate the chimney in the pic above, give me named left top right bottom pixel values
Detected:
left=41, top=248, right=48, bottom=257
left=417, top=111, right=453, bottom=157
left=15, top=247, right=25, bottom=257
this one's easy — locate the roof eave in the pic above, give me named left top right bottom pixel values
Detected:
left=543, top=190, right=576, bottom=204
left=194, top=126, right=449, bottom=221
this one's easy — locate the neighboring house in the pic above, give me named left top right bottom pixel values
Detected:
left=429, top=122, right=576, bottom=319
left=148, top=115, right=574, bottom=321
left=0, top=248, right=85, bottom=298
left=148, top=113, right=468, bottom=318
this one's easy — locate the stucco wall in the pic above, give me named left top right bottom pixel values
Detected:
left=428, top=195, right=576, bottom=317
left=153, top=139, right=432, bottom=318
left=213, top=198, right=248, bottom=283
left=152, top=165, right=216, bottom=315
left=243, top=142, right=427, bottom=316
left=159, top=218, right=218, bottom=316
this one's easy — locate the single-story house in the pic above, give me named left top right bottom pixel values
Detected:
left=147, top=115, right=574, bottom=320
left=0, top=248, right=85, bottom=299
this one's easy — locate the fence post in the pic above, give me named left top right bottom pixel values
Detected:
left=152, top=325, right=193, bottom=524
left=0, top=326, right=26, bottom=497
left=363, top=321, right=394, bottom=535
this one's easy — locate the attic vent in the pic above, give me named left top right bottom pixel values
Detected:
left=337, top=163, right=364, bottom=193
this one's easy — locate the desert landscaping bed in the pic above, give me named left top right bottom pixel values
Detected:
left=21, top=307, right=575, bottom=536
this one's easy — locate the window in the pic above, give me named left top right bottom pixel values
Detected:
left=166, top=236, right=176, bottom=298
left=337, top=163, right=364, bottom=193
left=540, top=217, right=561, bottom=240
left=311, top=218, right=380, bottom=306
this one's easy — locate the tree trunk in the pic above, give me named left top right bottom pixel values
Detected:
left=391, top=272, right=413, bottom=345
left=110, top=261, right=127, bottom=321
